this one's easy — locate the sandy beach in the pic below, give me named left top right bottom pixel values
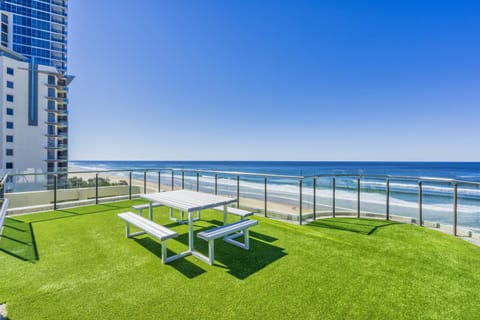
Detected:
left=68, top=165, right=306, bottom=217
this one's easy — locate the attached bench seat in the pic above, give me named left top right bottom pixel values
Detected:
left=213, top=206, right=253, bottom=220
left=118, top=212, right=179, bottom=264
left=132, top=202, right=163, bottom=220
left=197, top=219, right=258, bottom=265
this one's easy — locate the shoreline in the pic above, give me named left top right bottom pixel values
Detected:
left=66, top=165, right=480, bottom=233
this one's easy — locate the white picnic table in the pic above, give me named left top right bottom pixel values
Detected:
left=141, top=190, right=237, bottom=264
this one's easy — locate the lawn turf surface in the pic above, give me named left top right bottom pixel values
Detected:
left=1, top=200, right=479, bottom=319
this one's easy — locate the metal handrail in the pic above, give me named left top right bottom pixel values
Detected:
left=305, top=173, right=480, bottom=186
left=8, top=168, right=480, bottom=186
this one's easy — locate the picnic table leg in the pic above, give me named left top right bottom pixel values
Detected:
left=188, top=210, right=194, bottom=252
left=149, top=202, right=153, bottom=220
left=223, top=204, right=228, bottom=225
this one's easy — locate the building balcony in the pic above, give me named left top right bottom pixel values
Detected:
left=44, top=158, right=68, bottom=163
left=51, top=17, right=66, bottom=25
left=45, top=95, right=69, bottom=103
left=45, top=144, right=68, bottom=151
left=51, top=9, right=67, bottom=17
left=51, top=35, right=66, bottom=44
left=45, top=108, right=68, bottom=116
left=45, top=133, right=68, bottom=140
left=45, top=121, right=68, bottom=128
left=51, top=27, right=67, bottom=36
left=45, top=83, right=69, bottom=92
left=51, top=0, right=67, bottom=7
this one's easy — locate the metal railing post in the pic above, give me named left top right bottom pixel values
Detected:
left=313, top=177, right=317, bottom=220
left=264, top=177, right=268, bottom=217
left=418, top=181, right=423, bottom=226
left=158, top=171, right=161, bottom=192
left=53, top=174, right=57, bottom=210
left=332, top=177, right=336, bottom=218
left=357, top=177, right=361, bottom=218
left=196, top=172, right=200, bottom=192
left=386, top=177, right=390, bottom=220
left=171, top=171, right=174, bottom=191
left=237, top=175, right=240, bottom=207
left=215, top=174, right=218, bottom=195
left=182, top=171, right=185, bottom=189
left=143, top=171, right=147, bottom=194
left=95, top=173, right=99, bottom=204
left=453, top=183, right=458, bottom=236
left=129, top=171, right=132, bottom=200
left=299, top=178, right=303, bottom=225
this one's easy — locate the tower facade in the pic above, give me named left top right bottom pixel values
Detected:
left=1, top=0, right=68, bottom=73
left=0, top=0, right=72, bottom=188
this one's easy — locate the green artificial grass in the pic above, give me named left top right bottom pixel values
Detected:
left=0, top=200, right=479, bottom=319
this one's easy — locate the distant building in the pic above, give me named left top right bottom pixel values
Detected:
left=0, top=0, right=73, bottom=187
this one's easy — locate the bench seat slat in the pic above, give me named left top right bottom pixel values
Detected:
left=132, top=202, right=162, bottom=210
left=198, top=219, right=258, bottom=241
left=118, top=212, right=177, bottom=241
left=213, top=206, right=253, bottom=218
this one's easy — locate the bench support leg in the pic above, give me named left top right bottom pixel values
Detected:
left=162, top=240, right=167, bottom=264
left=207, top=240, right=215, bottom=265
left=224, top=229, right=250, bottom=250
left=125, top=222, right=147, bottom=238
left=123, top=222, right=188, bottom=264
left=161, top=241, right=190, bottom=264
left=169, top=209, right=198, bottom=224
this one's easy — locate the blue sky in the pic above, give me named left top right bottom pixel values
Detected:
left=68, top=0, right=480, bottom=161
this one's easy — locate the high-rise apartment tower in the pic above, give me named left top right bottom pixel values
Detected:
left=0, top=0, right=73, bottom=187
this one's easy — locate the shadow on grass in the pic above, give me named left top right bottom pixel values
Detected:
left=224, top=239, right=286, bottom=280
left=186, top=220, right=286, bottom=279
left=134, top=237, right=206, bottom=279
left=130, top=218, right=286, bottom=280
left=306, top=218, right=398, bottom=235
left=0, top=201, right=143, bottom=262
left=0, top=218, right=39, bottom=262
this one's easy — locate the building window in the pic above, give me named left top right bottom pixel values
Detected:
left=6, top=67, right=14, bottom=75
left=6, top=80, right=14, bottom=89
left=6, top=121, right=13, bottom=129
left=1, top=14, right=7, bottom=24
left=1, top=33, right=7, bottom=47
left=6, top=149, right=13, bottom=156
left=6, top=94, right=14, bottom=102
left=6, top=162, right=13, bottom=169
left=48, top=75, right=56, bottom=85
left=6, top=135, right=13, bottom=143
left=6, top=108, right=13, bottom=115
left=48, top=87, right=55, bottom=97
left=48, top=100, right=55, bottom=110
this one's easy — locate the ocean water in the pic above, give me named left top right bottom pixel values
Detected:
left=70, top=161, right=480, bottom=232
left=71, top=160, right=480, bottom=181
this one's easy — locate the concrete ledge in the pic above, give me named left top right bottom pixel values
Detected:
left=7, top=194, right=143, bottom=216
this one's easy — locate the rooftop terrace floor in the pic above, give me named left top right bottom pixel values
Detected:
left=1, top=200, right=479, bottom=319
